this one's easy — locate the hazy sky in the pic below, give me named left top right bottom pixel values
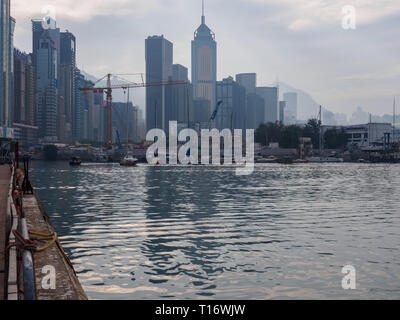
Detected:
left=10, top=0, right=400, bottom=117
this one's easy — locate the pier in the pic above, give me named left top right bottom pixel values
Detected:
left=0, top=165, right=11, bottom=300
left=0, top=155, right=87, bottom=300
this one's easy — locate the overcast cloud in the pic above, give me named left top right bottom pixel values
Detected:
left=11, top=0, right=400, bottom=117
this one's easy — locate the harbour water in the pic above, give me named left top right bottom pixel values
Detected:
left=30, top=161, right=400, bottom=300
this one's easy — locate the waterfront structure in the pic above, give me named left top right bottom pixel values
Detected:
left=32, top=19, right=60, bottom=142
left=13, top=49, right=38, bottom=145
left=145, top=35, right=173, bottom=132
left=279, top=101, right=286, bottom=124
left=344, top=123, right=393, bottom=148
left=283, top=92, right=297, bottom=125
left=191, top=1, right=217, bottom=114
left=256, top=87, right=279, bottom=124
left=58, top=31, right=76, bottom=143
left=0, top=0, right=15, bottom=129
left=216, top=76, right=246, bottom=130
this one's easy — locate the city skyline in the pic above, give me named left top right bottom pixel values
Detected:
left=9, top=0, right=400, bottom=119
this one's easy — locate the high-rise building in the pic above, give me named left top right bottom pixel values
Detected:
left=247, top=93, right=265, bottom=130
left=145, top=35, right=173, bottom=132
left=13, top=49, right=38, bottom=145
left=283, top=92, right=297, bottom=124
left=279, top=101, right=286, bottom=124
left=194, top=98, right=211, bottom=130
left=112, top=102, right=138, bottom=144
left=256, top=87, right=279, bottom=124
left=73, top=69, right=83, bottom=141
left=87, top=89, right=105, bottom=143
left=191, top=1, right=217, bottom=115
left=32, top=19, right=60, bottom=142
left=1, top=0, right=15, bottom=129
left=236, top=73, right=263, bottom=130
left=168, top=64, right=193, bottom=130
left=236, top=73, right=256, bottom=95
left=58, top=31, right=76, bottom=142
left=216, top=76, right=246, bottom=131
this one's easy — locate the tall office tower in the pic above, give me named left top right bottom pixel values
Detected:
left=137, top=108, right=146, bottom=142
left=279, top=101, right=286, bottom=124
left=112, top=102, right=137, bottom=144
left=1, top=0, right=15, bottom=128
left=256, top=87, right=279, bottom=124
left=283, top=92, right=298, bottom=124
left=247, top=93, right=265, bottom=130
left=216, top=76, right=246, bottom=131
left=73, top=69, right=85, bottom=141
left=59, top=31, right=76, bottom=142
left=13, top=49, right=37, bottom=145
left=191, top=0, right=217, bottom=116
left=87, top=90, right=104, bottom=143
left=236, top=73, right=259, bottom=129
left=168, top=64, right=193, bottom=130
left=194, top=98, right=211, bottom=130
left=32, top=19, right=60, bottom=142
left=236, top=73, right=256, bottom=95
left=145, top=35, right=173, bottom=132
left=80, top=78, right=94, bottom=142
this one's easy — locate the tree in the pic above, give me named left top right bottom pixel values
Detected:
left=303, top=118, right=321, bottom=149
left=324, top=128, right=348, bottom=150
left=255, top=122, right=283, bottom=146
left=280, top=125, right=303, bottom=148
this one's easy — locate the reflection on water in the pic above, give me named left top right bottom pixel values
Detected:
left=30, top=161, right=400, bottom=299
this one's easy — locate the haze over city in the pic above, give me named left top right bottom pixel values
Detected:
left=10, top=0, right=400, bottom=119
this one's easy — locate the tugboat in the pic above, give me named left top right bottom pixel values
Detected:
left=69, top=157, right=82, bottom=166
left=120, top=154, right=138, bottom=166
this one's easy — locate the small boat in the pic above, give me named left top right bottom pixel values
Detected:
left=306, top=157, right=344, bottom=163
left=293, top=159, right=309, bottom=164
left=255, top=156, right=278, bottom=163
left=69, top=157, right=82, bottom=166
left=277, top=156, right=294, bottom=164
left=95, top=151, right=109, bottom=163
left=120, top=154, right=138, bottom=166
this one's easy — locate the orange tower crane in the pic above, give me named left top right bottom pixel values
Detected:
left=79, top=74, right=187, bottom=149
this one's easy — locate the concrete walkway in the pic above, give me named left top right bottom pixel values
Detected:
left=0, top=165, right=11, bottom=300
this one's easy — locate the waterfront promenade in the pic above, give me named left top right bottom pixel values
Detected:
left=0, top=165, right=11, bottom=300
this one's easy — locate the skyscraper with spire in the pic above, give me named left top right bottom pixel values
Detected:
left=191, top=0, right=217, bottom=117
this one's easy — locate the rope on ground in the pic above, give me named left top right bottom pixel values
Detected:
left=29, top=230, right=58, bottom=252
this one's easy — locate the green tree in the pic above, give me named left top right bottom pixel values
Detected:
left=324, top=128, right=348, bottom=150
left=255, top=122, right=283, bottom=146
left=280, top=125, right=303, bottom=148
left=303, top=118, right=321, bottom=149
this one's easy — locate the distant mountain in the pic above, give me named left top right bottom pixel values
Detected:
left=277, top=81, right=321, bottom=121
left=80, top=70, right=98, bottom=84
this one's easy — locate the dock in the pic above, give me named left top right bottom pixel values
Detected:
left=0, top=160, right=87, bottom=300
left=0, top=165, right=11, bottom=300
